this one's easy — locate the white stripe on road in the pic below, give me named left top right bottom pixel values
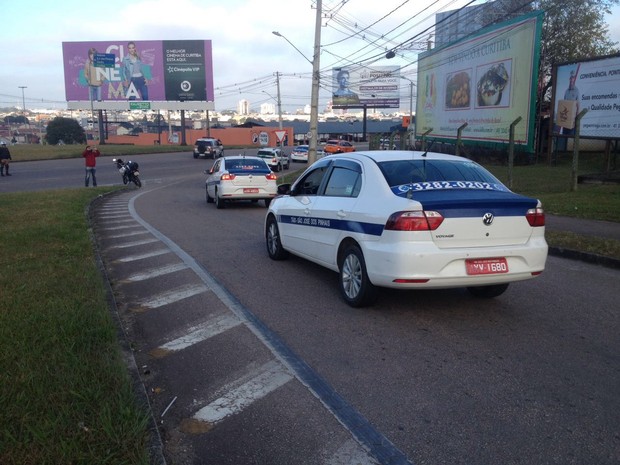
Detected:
left=155, top=313, right=241, bottom=354
left=108, top=230, right=150, bottom=239
left=134, top=283, right=209, bottom=310
left=123, top=262, right=188, bottom=282
left=102, top=224, right=140, bottom=231
left=114, top=249, right=171, bottom=262
left=110, top=238, right=159, bottom=248
left=193, top=360, right=293, bottom=424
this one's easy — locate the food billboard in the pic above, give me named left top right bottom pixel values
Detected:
left=416, top=11, right=543, bottom=150
left=62, top=40, right=214, bottom=110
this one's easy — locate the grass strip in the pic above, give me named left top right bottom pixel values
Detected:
left=0, top=188, right=150, bottom=465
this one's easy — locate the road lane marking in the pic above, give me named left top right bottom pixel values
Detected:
left=123, top=263, right=188, bottom=282
left=132, top=283, right=209, bottom=311
left=110, top=238, right=159, bottom=249
left=114, top=249, right=171, bottom=262
left=150, top=313, right=241, bottom=357
left=192, top=360, right=293, bottom=424
left=102, top=224, right=141, bottom=231
left=108, top=230, right=150, bottom=239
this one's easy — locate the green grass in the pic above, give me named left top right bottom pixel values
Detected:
left=486, top=159, right=620, bottom=222
left=0, top=188, right=150, bottom=465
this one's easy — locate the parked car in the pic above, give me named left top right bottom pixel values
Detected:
left=324, top=139, right=356, bottom=154
left=265, top=151, right=548, bottom=307
left=290, top=145, right=309, bottom=163
left=193, top=138, right=224, bottom=159
left=257, top=147, right=289, bottom=171
left=206, top=156, right=277, bottom=209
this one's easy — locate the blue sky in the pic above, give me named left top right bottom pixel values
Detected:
left=1, top=0, right=618, bottom=112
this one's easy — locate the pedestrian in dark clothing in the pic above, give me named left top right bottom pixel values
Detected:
left=0, top=142, right=12, bottom=176
left=82, top=145, right=100, bottom=186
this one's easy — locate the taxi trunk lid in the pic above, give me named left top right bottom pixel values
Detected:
left=413, top=189, right=539, bottom=248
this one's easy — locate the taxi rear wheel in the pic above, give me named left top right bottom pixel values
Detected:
left=339, top=244, right=377, bottom=307
left=215, top=188, right=226, bottom=209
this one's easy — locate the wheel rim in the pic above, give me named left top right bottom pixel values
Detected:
left=342, top=253, right=362, bottom=299
left=267, top=222, right=279, bottom=255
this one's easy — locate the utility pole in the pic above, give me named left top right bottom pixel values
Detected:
left=308, top=0, right=322, bottom=164
left=18, top=86, right=27, bottom=122
left=275, top=71, right=283, bottom=130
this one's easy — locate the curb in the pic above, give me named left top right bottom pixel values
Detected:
left=548, top=246, right=620, bottom=269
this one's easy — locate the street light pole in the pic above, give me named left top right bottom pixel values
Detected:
left=275, top=72, right=283, bottom=130
left=400, top=76, right=414, bottom=124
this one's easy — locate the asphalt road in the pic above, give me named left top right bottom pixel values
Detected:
left=5, top=152, right=620, bottom=464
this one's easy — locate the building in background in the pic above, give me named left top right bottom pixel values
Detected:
left=237, top=99, right=250, bottom=115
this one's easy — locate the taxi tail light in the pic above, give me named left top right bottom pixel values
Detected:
left=266, top=173, right=277, bottom=181
left=526, top=207, right=545, bottom=227
left=221, top=173, right=236, bottom=181
left=385, top=211, right=444, bottom=231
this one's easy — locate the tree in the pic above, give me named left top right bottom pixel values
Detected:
left=535, top=0, right=619, bottom=101
left=4, top=115, right=29, bottom=125
left=45, top=117, right=86, bottom=145
left=481, top=0, right=619, bottom=102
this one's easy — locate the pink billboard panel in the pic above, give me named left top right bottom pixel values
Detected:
left=62, top=40, right=214, bottom=102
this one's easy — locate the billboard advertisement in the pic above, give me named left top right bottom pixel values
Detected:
left=332, top=66, right=400, bottom=109
left=552, top=54, right=620, bottom=139
left=62, top=40, right=214, bottom=108
left=415, top=11, right=543, bottom=150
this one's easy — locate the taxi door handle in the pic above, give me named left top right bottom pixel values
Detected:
left=337, top=210, right=347, bottom=218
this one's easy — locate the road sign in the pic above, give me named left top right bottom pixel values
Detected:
left=275, top=130, right=286, bottom=142
left=94, top=53, right=115, bottom=68
left=129, top=102, right=151, bottom=110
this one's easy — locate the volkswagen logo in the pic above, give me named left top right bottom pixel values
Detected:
left=482, top=213, right=494, bottom=225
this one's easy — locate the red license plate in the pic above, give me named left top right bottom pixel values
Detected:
left=466, top=257, right=508, bottom=275
left=243, top=188, right=259, bottom=193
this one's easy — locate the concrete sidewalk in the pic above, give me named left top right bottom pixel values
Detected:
left=545, top=214, right=620, bottom=268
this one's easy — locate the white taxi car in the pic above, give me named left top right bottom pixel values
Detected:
left=206, top=156, right=277, bottom=209
left=290, top=145, right=309, bottom=163
left=265, top=151, right=548, bottom=307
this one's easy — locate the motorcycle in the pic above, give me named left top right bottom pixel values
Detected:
left=113, top=158, right=142, bottom=187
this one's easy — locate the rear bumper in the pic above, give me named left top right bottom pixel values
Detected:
left=362, top=236, right=548, bottom=289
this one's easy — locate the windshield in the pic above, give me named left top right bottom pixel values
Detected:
left=226, top=159, right=269, bottom=172
left=378, top=159, right=507, bottom=193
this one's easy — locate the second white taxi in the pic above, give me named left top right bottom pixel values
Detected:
left=265, top=151, right=548, bottom=307
left=206, top=156, right=277, bottom=209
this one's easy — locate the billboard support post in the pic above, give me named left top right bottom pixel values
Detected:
left=571, top=109, right=588, bottom=191
left=456, top=123, right=468, bottom=156
left=421, top=128, right=433, bottom=151
left=508, top=117, right=523, bottom=189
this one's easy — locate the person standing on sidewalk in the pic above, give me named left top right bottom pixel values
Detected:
left=82, top=145, right=100, bottom=187
left=0, top=142, right=12, bottom=176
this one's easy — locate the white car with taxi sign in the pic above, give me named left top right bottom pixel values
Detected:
left=206, top=155, right=277, bottom=209
left=265, top=151, right=548, bottom=307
